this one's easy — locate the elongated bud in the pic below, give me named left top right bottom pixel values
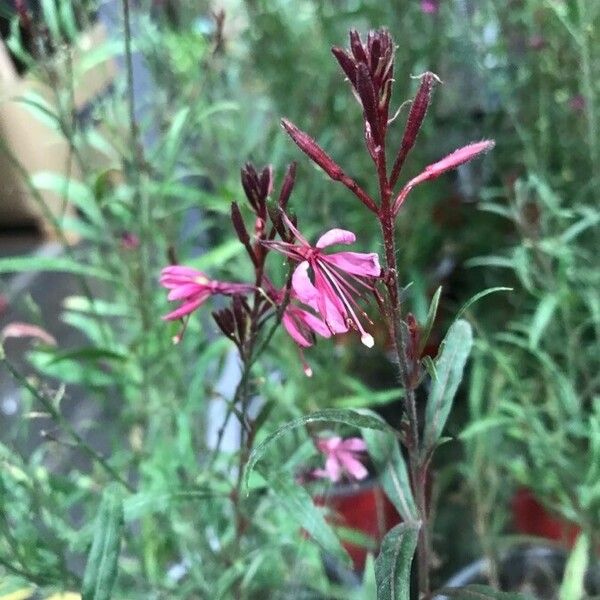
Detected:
left=267, top=202, right=289, bottom=241
left=349, top=30, right=368, bottom=64
left=391, top=72, right=440, bottom=187
left=231, top=202, right=250, bottom=246
left=213, top=308, right=235, bottom=339
left=356, top=62, right=382, bottom=145
left=331, top=47, right=357, bottom=86
left=277, top=162, right=297, bottom=210
left=241, top=163, right=272, bottom=216
left=281, top=119, right=343, bottom=180
left=393, top=140, right=495, bottom=214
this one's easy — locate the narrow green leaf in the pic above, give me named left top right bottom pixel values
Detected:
left=82, top=484, right=124, bottom=600
left=375, top=522, right=419, bottom=600
left=422, top=320, right=473, bottom=453
left=41, top=0, right=61, bottom=39
left=244, top=409, right=395, bottom=491
left=455, top=287, right=513, bottom=322
left=419, top=286, right=442, bottom=354
left=32, top=172, right=104, bottom=227
left=459, top=416, right=511, bottom=440
left=0, top=256, right=115, bottom=281
left=43, top=346, right=127, bottom=366
left=529, top=294, right=559, bottom=349
left=559, top=533, right=589, bottom=600
left=436, top=584, right=532, bottom=600
left=362, top=428, right=418, bottom=522
left=265, top=469, right=351, bottom=565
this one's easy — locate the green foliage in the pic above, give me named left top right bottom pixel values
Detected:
left=374, top=523, right=419, bottom=600
left=82, top=485, right=124, bottom=600
left=422, top=320, right=474, bottom=455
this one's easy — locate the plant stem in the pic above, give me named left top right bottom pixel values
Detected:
left=379, top=199, right=430, bottom=594
left=1, top=356, right=133, bottom=492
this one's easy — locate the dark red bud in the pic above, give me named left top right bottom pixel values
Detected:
left=213, top=309, right=235, bottom=339
left=349, top=30, right=368, bottom=65
left=277, top=162, right=296, bottom=209
left=356, top=62, right=382, bottom=145
left=390, top=72, right=440, bottom=188
left=281, top=119, right=344, bottom=180
left=231, top=202, right=250, bottom=246
left=331, top=47, right=357, bottom=86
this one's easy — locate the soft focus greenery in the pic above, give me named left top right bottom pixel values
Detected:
left=0, top=0, right=598, bottom=598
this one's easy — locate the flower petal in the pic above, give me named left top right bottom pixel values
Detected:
left=339, top=437, right=367, bottom=452
left=291, top=261, right=320, bottom=306
left=167, top=283, right=203, bottom=301
left=162, top=297, right=206, bottom=321
left=339, top=453, right=368, bottom=480
left=282, top=312, right=313, bottom=348
left=325, top=251, right=381, bottom=277
left=316, top=228, right=356, bottom=249
left=325, top=455, right=342, bottom=482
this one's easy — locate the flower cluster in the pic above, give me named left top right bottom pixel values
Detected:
left=160, top=163, right=381, bottom=375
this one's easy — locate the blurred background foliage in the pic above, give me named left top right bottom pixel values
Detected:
left=0, top=0, right=598, bottom=596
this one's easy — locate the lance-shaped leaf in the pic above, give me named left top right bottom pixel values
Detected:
left=375, top=522, right=419, bottom=600
left=362, top=427, right=418, bottom=523
left=437, top=585, right=532, bottom=600
left=262, top=467, right=351, bottom=566
left=82, top=484, right=124, bottom=600
left=422, top=320, right=473, bottom=455
left=393, top=141, right=495, bottom=215
left=243, top=409, right=396, bottom=491
left=390, top=72, right=440, bottom=188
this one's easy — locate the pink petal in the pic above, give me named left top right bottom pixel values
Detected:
left=316, top=228, right=356, bottom=249
left=325, top=251, right=381, bottom=277
left=297, top=309, right=332, bottom=339
left=162, top=297, right=206, bottom=320
left=339, top=453, right=368, bottom=480
left=317, top=436, right=342, bottom=453
left=1, top=322, right=57, bottom=345
left=339, top=437, right=367, bottom=452
left=161, top=265, right=206, bottom=280
left=312, top=268, right=349, bottom=335
left=292, top=261, right=320, bottom=307
left=325, top=455, right=342, bottom=482
left=282, top=312, right=313, bottom=348
left=167, top=283, right=203, bottom=301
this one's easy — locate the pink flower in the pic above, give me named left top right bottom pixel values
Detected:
left=569, top=94, right=585, bottom=113
left=313, top=436, right=368, bottom=482
left=120, top=232, right=140, bottom=250
left=263, top=281, right=331, bottom=376
left=263, top=214, right=381, bottom=348
left=160, top=265, right=253, bottom=321
left=421, top=0, right=439, bottom=14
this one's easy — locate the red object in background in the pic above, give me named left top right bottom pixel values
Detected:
left=512, top=488, right=580, bottom=547
left=314, top=481, right=401, bottom=571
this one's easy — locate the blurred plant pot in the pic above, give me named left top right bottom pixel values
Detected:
left=314, top=477, right=401, bottom=573
left=512, top=488, right=580, bottom=547
left=440, top=546, right=600, bottom=598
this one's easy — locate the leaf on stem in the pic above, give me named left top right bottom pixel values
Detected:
left=422, top=320, right=473, bottom=455
left=243, top=409, right=396, bottom=492
left=82, top=484, right=124, bottom=600
left=374, top=522, right=419, bottom=600
left=361, top=427, right=418, bottom=522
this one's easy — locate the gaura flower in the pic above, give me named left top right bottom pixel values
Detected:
left=160, top=265, right=253, bottom=321
left=313, top=436, right=368, bottom=483
left=263, top=215, right=381, bottom=348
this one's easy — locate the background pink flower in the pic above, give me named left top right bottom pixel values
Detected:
left=313, top=436, right=368, bottom=482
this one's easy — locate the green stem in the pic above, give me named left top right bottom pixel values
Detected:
left=1, top=355, right=133, bottom=492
